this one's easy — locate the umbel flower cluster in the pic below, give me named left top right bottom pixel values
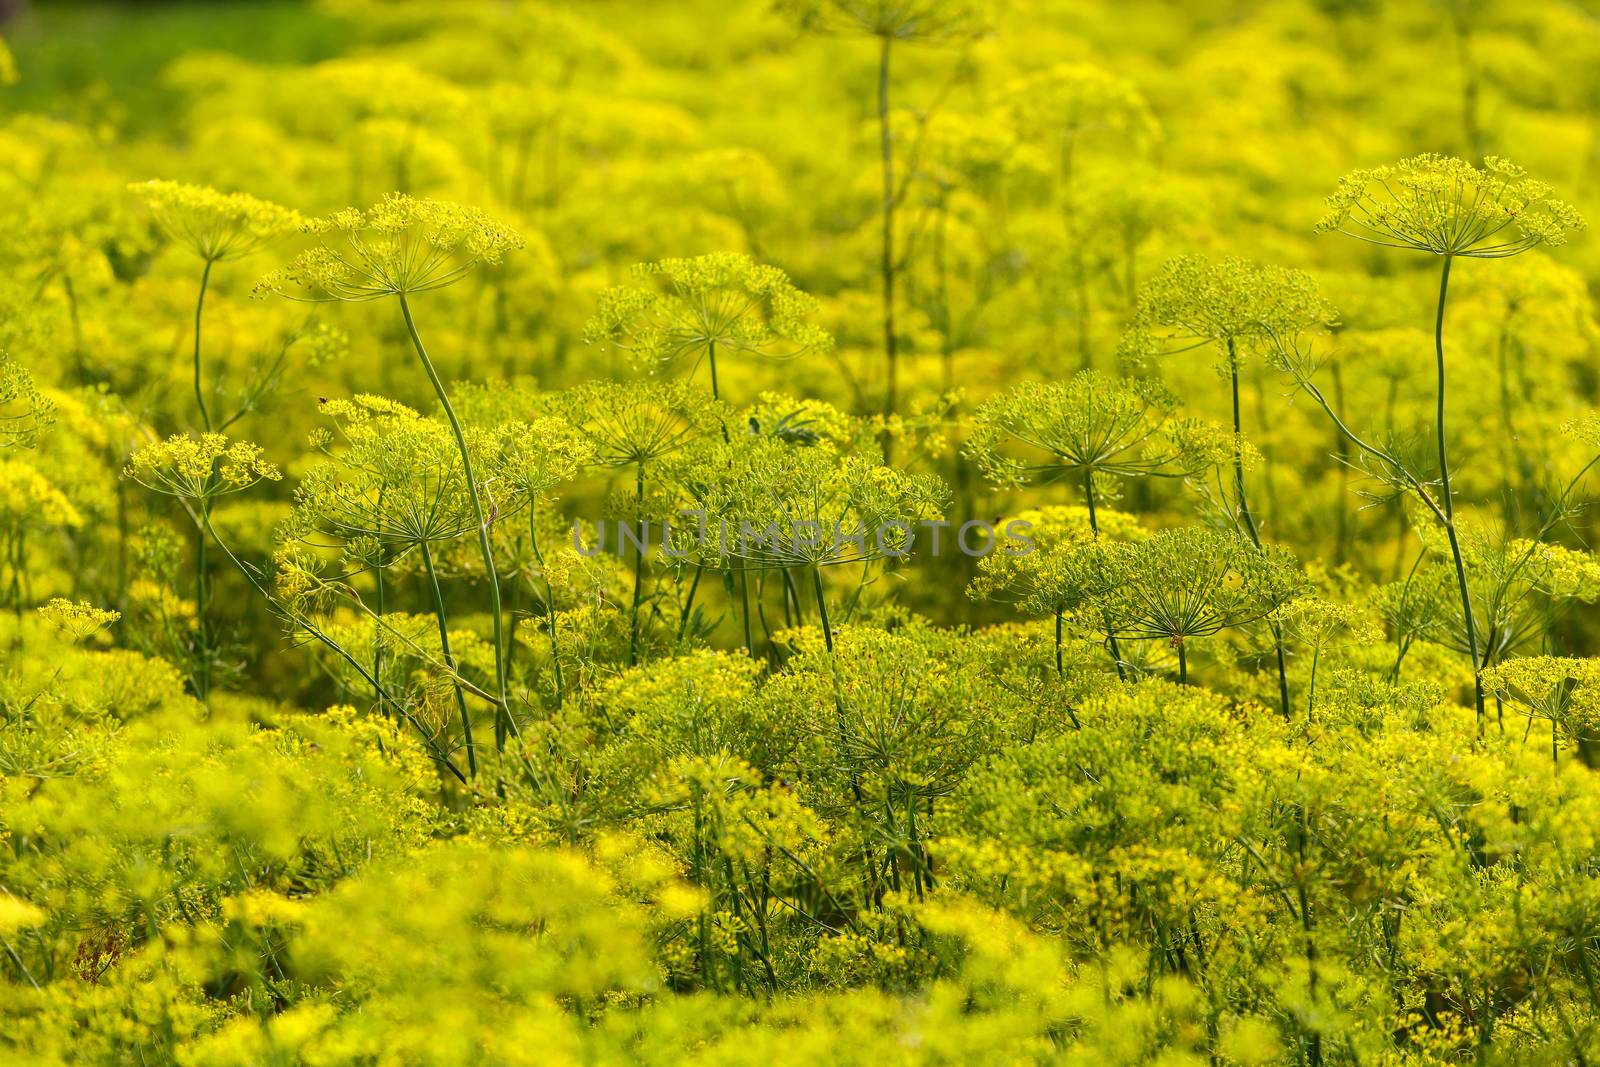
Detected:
left=7, top=2, right=1600, bottom=1065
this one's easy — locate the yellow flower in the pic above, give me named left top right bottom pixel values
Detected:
left=130, top=179, right=301, bottom=262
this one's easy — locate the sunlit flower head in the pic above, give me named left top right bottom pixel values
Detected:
left=257, top=194, right=522, bottom=302
left=130, top=179, right=302, bottom=263
left=584, top=253, right=832, bottom=379
left=124, top=432, right=282, bottom=501
left=1317, top=154, right=1585, bottom=259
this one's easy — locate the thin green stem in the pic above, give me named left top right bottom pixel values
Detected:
left=397, top=292, right=514, bottom=747
left=813, top=564, right=833, bottom=654
left=628, top=463, right=646, bottom=665
left=877, top=32, right=898, bottom=460
left=194, top=258, right=214, bottom=432
left=1432, top=255, right=1487, bottom=724
left=195, top=493, right=212, bottom=702
left=1082, top=466, right=1126, bottom=680
left=422, top=543, right=477, bottom=779
left=529, top=500, right=564, bottom=705
left=200, top=508, right=466, bottom=783
left=1229, top=337, right=1292, bottom=719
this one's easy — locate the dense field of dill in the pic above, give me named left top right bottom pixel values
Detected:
left=7, top=0, right=1600, bottom=1062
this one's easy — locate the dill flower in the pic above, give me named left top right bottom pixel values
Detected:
left=777, top=0, right=988, bottom=39
left=493, top=415, right=594, bottom=502
left=288, top=405, right=480, bottom=553
left=130, top=179, right=301, bottom=264
left=124, top=432, right=282, bottom=502
left=257, top=194, right=523, bottom=301
left=0, top=352, right=54, bottom=449
left=1003, top=62, right=1160, bottom=171
left=1096, top=526, right=1300, bottom=683
left=584, top=253, right=833, bottom=400
left=1481, top=656, right=1600, bottom=763
left=1316, top=155, right=1585, bottom=258
left=557, top=379, right=716, bottom=470
left=1121, top=254, right=1336, bottom=370
left=965, top=371, right=1218, bottom=490
left=0, top=458, right=83, bottom=529
left=37, top=598, right=121, bottom=643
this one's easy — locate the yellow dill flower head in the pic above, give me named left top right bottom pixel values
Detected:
left=257, top=193, right=522, bottom=301
left=37, top=597, right=121, bottom=643
left=584, top=253, right=833, bottom=391
left=0, top=458, right=82, bottom=527
left=778, top=0, right=988, bottom=40
left=130, top=179, right=302, bottom=263
left=0, top=893, right=44, bottom=936
left=0, top=351, right=54, bottom=449
left=1003, top=62, right=1160, bottom=151
left=124, top=431, right=282, bottom=501
left=1121, top=254, right=1337, bottom=368
left=1317, top=154, right=1585, bottom=258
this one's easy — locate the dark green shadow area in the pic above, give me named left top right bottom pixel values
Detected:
left=3, top=1, right=351, bottom=130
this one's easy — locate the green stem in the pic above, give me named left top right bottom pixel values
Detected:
left=529, top=501, right=564, bottom=705
left=1432, top=255, right=1487, bottom=724
left=195, top=494, right=212, bottom=701
left=877, top=32, right=898, bottom=459
left=194, top=258, right=214, bottom=432
left=628, top=463, right=646, bottom=665
left=813, top=565, right=833, bottom=654
left=397, top=292, right=514, bottom=747
left=422, top=543, right=477, bottom=779
left=199, top=508, right=467, bottom=783
left=1229, top=338, right=1291, bottom=719
left=739, top=567, right=755, bottom=658
left=1082, top=466, right=1125, bottom=680
left=677, top=563, right=705, bottom=644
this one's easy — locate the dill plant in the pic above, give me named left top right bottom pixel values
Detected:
left=0, top=354, right=53, bottom=450
left=129, top=181, right=301, bottom=435
left=714, top=433, right=945, bottom=654
left=778, top=0, right=987, bottom=448
left=122, top=433, right=280, bottom=698
left=1002, top=63, right=1159, bottom=368
left=966, top=371, right=1229, bottom=675
left=1481, top=656, right=1600, bottom=766
left=584, top=253, right=832, bottom=408
left=284, top=397, right=492, bottom=773
left=260, top=193, right=524, bottom=748
left=1123, top=254, right=1334, bottom=713
left=1089, top=526, right=1300, bottom=685
left=1314, top=154, right=1584, bottom=723
left=556, top=379, right=716, bottom=664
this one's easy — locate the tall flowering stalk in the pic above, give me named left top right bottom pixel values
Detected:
left=1121, top=255, right=1334, bottom=717
left=778, top=0, right=985, bottom=453
left=259, top=194, right=524, bottom=748
left=131, top=182, right=299, bottom=693
left=123, top=432, right=281, bottom=699
left=1317, top=154, right=1584, bottom=723
left=130, top=181, right=301, bottom=434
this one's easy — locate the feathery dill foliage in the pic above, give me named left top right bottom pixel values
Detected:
left=12, top=3, right=1600, bottom=1065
